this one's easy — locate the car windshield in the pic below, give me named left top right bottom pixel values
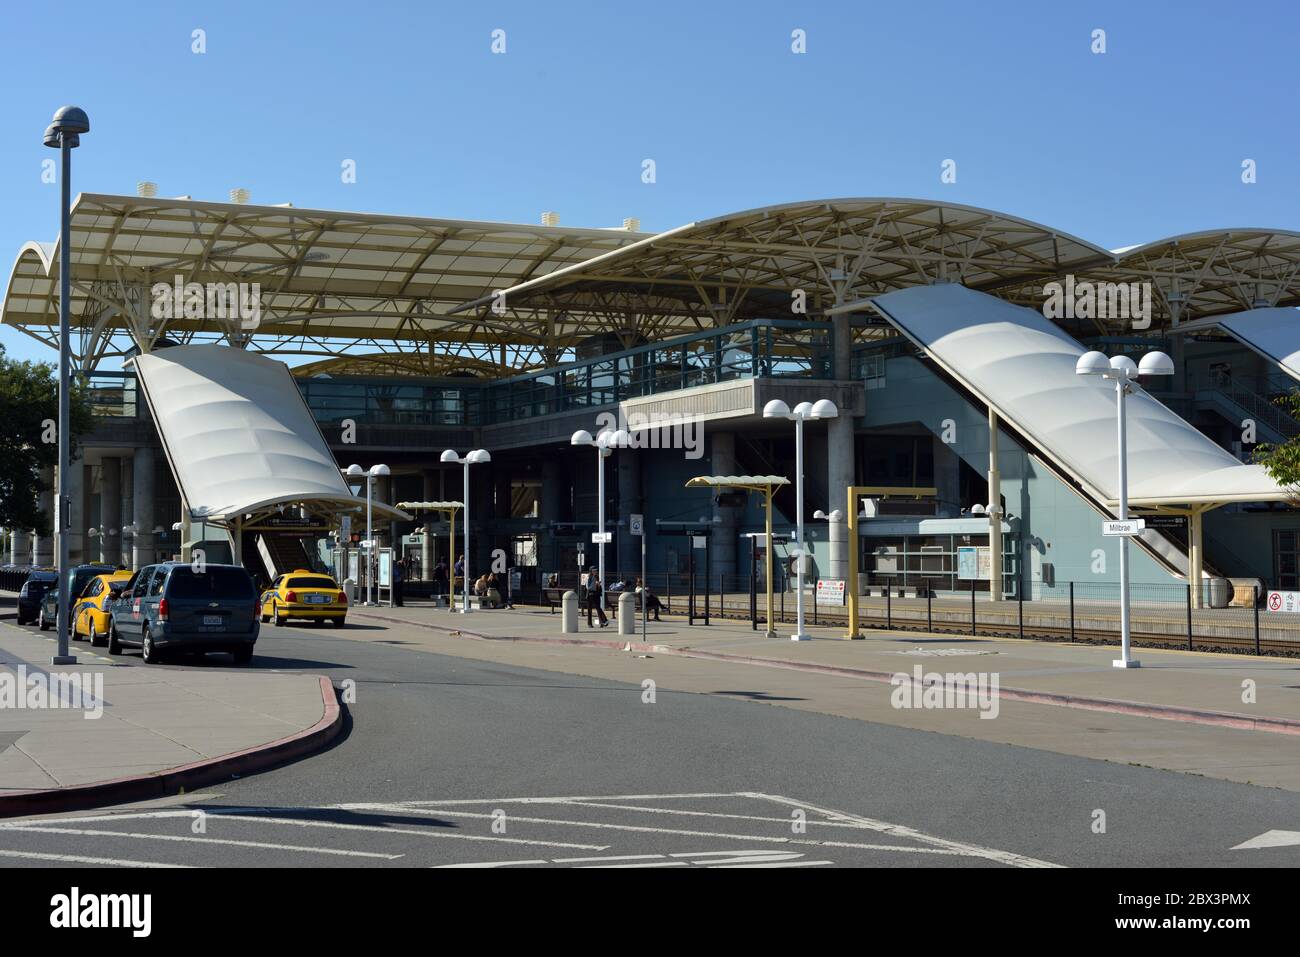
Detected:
left=71, top=568, right=109, bottom=597
left=287, top=577, right=336, bottom=589
left=166, top=567, right=255, bottom=599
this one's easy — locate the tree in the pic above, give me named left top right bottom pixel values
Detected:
left=1252, top=391, right=1300, bottom=499
left=0, top=344, right=94, bottom=535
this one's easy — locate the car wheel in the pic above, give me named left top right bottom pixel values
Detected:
left=88, top=622, right=101, bottom=647
left=108, top=620, right=122, bottom=655
left=231, top=647, right=253, bottom=665
left=38, top=609, right=49, bottom=631
left=272, top=605, right=282, bottom=627
left=141, top=628, right=161, bottom=664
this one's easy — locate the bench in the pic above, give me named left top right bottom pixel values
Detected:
left=542, top=587, right=568, bottom=613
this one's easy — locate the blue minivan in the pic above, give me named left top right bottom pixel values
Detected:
left=108, top=562, right=260, bottom=664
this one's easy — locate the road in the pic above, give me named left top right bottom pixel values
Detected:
left=3, top=616, right=1300, bottom=868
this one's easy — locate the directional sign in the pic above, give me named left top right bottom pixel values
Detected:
left=1102, top=519, right=1146, bottom=537
left=591, top=531, right=613, bottom=544
left=630, top=513, right=644, bottom=536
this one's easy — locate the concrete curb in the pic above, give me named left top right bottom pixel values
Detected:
left=356, top=611, right=1300, bottom=738
left=0, top=675, right=342, bottom=819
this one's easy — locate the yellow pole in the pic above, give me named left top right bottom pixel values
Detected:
left=765, top=486, right=775, bottom=638
left=449, top=507, right=457, bottom=596
left=846, top=485, right=860, bottom=638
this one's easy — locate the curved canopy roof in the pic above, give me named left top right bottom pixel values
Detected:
left=6, top=193, right=1300, bottom=370
left=1, top=193, right=647, bottom=366
left=869, top=283, right=1287, bottom=508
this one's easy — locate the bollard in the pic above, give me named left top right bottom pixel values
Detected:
left=618, top=591, right=636, bottom=636
left=561, top=590, right=579, bottom=634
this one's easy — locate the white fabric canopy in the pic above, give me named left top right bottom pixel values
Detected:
left=130, top=344, right=409, bottom=522
left=1205, top=307, right=1300, bottom=381
left=869, top=284, right=1286, bottom=507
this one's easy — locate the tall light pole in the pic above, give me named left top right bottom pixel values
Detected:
left=1075, top=350, right=1174, bottom=668
left=440, top=449, right=491, bottom=612
left=346, top=463, right=389, bottom=605
left=44, top=105, right=89, bottom=667
left=763, top=398, right=838, bottom=641
left=570, top=429, right=628, bottom=593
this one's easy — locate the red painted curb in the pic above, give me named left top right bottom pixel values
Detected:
left=355, top=610, right=1300, bottom=737
left=0, top=675, right=342, bottom=818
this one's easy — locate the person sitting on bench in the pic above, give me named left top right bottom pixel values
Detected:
left=635, top=578, right=663, bottom=621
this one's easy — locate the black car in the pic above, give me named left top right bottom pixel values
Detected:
left=37, top=563, right=115, bottom=631
left=15, top=570, right=57, bottom=625
left=109, top=562, right=260, bottom=664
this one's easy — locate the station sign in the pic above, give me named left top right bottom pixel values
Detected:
left=630, top=514, right=644, bottom=536
left=1102, top=519, right=1146, bottom=537
left=591, top=531, right=613, bottom=544
left=1266, top=590, right=1300, bottom=614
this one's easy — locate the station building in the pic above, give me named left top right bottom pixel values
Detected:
left=3, top=193, right=1298, bottom=607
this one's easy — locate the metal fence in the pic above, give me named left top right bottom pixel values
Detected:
left=516, top=570, right=1300, bottom=657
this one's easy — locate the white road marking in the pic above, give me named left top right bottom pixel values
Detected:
left=338, top=803, right=962, bottom=855
left=5, top=808, right=607, bottom=852
left=1232, top=829, right=1300, bottom=850
left=1, top=825, right=402, bottom=859
left=745, top=792, right=1061, bottom=868
left=0, top=848, right=189, bottom=867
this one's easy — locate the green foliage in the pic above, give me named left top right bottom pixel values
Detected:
left=0, top=344, right=95, bottom=533
left=1251, top=390, right=1300, bottom=498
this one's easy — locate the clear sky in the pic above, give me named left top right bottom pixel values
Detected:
left=2, top=0, right=1297, bottom=363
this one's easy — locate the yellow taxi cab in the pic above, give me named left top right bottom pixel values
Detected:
left=73, top=570, right=134, bottom=647
left=260, top=570, right=347, bottom=627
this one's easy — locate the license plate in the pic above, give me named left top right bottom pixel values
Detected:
left=203, top=615, right=223, bottom=625
left=304, top=595, right=329, bottom=604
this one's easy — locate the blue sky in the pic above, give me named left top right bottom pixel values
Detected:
left=2, top=0, right=1298, bottom=362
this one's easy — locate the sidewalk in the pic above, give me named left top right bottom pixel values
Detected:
left=0, top=619, right=339, bottom=816
left=350, top=602, right=1300, bottom=791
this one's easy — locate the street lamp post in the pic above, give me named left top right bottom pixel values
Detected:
left=440, top=449, right=491, bottom=613
left=346, top=463, right=389, bottom=605
left=44, top=105, right=89, bottom=667
left=763, top=399, right=838, bottom=641
left=570, top=429, right=629, bottom=595
left=1075, top=350, right=1174, bottom=668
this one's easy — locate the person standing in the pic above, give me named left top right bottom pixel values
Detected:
left=392, top=557, right=405, bottom=607
left=586, top=568, right=608, bottom=628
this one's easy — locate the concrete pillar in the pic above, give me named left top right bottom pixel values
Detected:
left=710, top=433, right=740, bottom=578
left=100, top=457, right=121, bottom=565
left=133, top=446, right=155, bottom=570
left=617, top=451, right=641, bottom=579
left=36, top=467, right=54, bottom=566
left=9, top=528, right=17, bottom=565
left=119, top=455, right=134, bottom=566
left=827, top=309, right=854, bottom=580
left=421, top=468, right=435, bottom=580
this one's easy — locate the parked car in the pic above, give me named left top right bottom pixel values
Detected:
left=108, top=562, right=260, bottom=664
left=259, top=569, right=347, bottom=627
left=15, top=570, right=57, bottom=625
left=38, top=563, right=115, bottom=631
left=72, top=570, right=134, bottom=646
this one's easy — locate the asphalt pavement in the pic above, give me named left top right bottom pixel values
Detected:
left=3, top=616, right=1300, bottom=867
